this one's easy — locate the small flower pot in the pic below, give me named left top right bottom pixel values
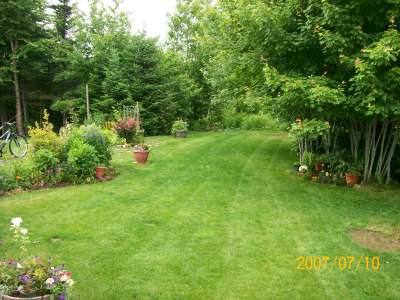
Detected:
left=311, top=176, right=319, bottom=182
left=134, top=150, right=150, bottom=164
left=2, top=295, right=51, bottom=300
left=95, top=166, right=108, bottom=179
left=345, top=173, right=359, bottom=187
left=175, top=130, right=188, bottom=138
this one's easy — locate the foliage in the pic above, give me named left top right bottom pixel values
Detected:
left=67, top=141, right=99, bottom=182
left=114, top=118, right=138, bottom=144
left=28, top=110, right=63, bottom=157
left=171, top=120, right=189, bottom=135
left=81, top=125, right=113, bottom=166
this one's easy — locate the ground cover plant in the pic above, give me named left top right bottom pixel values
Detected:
left=0, top=130, right=399, bottom=299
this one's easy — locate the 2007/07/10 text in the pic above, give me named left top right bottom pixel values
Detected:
left=297, top=256, right=381, bottom=271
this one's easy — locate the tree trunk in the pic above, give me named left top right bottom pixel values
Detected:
left=10, top=40, right=23, bottom=135
left=21, top=84, right=28, bottom=124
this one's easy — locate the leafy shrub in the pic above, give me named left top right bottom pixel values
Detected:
left=28, top=110, right=62, bottom=157
left=0, top=169, right=17, bottom=193
left=33, top=149, right=61, bottom=184
left=12, top=159, right=35, bottom=189
left=67, top=142, right=99, bottom=182
left=81, top=125, right=113, bottom=166
left=241, top=114, right=278, bottom=130
left=222, top=112, right=243, bottom=129
left=171, top=120, right=189, bottom=135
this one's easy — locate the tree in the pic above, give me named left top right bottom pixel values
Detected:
left=0, top=0, right=47, bottom=133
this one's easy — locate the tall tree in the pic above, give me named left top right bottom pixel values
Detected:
left=0, top=0, right=47, bottom=133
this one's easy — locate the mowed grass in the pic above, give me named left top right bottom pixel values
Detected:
left=1, top=130, right=399, bottom=299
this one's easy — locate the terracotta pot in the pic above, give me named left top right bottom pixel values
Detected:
left=134, top=150, right=150, bottom=164
left=175, top=130, right=188, bottom=138
left=2, top=295, right=51, bottom=300
left=95, top=166, right=107, bottom=179
left=314, top=162, right=323, bottom=172
left=345, top=173, right=359, bottom=187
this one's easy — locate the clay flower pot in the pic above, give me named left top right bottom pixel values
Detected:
left=134, top=150, right=150, bottom=164
left=2, top=295, right=51, bottom=300
left=175, top=130, right=188, bottom=138
left=345, top=173, right=359, bottom=187
left=95, top=166, right=107, bottom=179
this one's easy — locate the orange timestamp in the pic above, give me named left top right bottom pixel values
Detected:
left=297, top=256, right=381, bottom=271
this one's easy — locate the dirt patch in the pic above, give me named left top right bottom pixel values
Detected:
left=349, top=228, right=400, bottom=253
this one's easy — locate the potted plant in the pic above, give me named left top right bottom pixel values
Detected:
left=133, top=144, right=150, bottom=164
left=345, top=162, right=362, bottom=187
left=0, top=218, right=74, bottom=300
left=171, top=120, right=188, bottom=138
left=95, top=165, right=107, bottom=179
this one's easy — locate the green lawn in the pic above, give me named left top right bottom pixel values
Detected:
left=1, top=130, right=399, bottom=299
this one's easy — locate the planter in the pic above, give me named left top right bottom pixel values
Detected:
left=133, top=150, right=150, bottom=164
left=95, top=166, right=107, bottom=179
left=2, top=295, right=51, bottom=300
left=175, top=130, right=188, bottom=138
left=311, top=176, right=319, bottom=182
left=345, top=173, right=359, bottom=187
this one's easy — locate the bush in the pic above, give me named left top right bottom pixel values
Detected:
left=33, top=149, right=61, bottom=184
left=81, top=125, right=113, bottom=166
left=114, top=118, right=138, bottom=143
left=0, top=169, right=17, bottom=193
left=171, top=120, right=188, bottom=135
left=67, top=142, right=99, bottom=182
left=241, top=114, right=278, bottom=130
left=28, top=110, right=62, bottom=157
left=12, top=159, right=35, bottom=189
left=222, top=112, right=243, bottom=129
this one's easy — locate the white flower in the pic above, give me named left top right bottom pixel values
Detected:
left=66, top=279, right=74, bottom=287
left=20, top=228, right=28, bottom=235
left=299, top=165, right=308, bottom=172
left=60, top=275, right=68, bottom=282
left=11, top=217, right=23, bottom=227
left=17, top=263, right=23, bottom=269
left=46, top=278, right=55, bottom=285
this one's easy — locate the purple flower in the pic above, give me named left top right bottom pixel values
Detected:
left=58, top=293, right=66, bottom=300
left=19, top=274, right=30, bottom=282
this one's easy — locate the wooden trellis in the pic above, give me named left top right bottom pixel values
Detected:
left=123, top=102, right=141, bottom=133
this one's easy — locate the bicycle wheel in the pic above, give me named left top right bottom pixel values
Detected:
left=9, top=135, right=28, bottom=158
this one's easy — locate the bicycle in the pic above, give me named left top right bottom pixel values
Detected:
left=0, top=122, right=28, bottom=158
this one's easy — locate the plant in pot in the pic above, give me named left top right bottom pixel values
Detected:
left=344, top=161, right=362, bottom=187
left=95, top=165, right=107, bottom=179
left=133, top=144, right=150, bottom=164
left=171, top=120, right=188, bottom=138
left=0, top=218, right=74, bottom=300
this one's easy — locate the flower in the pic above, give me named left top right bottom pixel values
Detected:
left=299, top=165, right=308, bottom=172
left=66, top=278, right=74, bottom=287
left=46, top=278, right=55, bottom=285
left=20, top=228, right=28, bottom=235
left=60, top=274, right=69, bottom=282
left=19, top=274, right=30, bottom=282
left=15, top=175, right=22, bottom=181
left=11, top=217, right=23, bottom=227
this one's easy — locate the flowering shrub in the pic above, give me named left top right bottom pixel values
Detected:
left=114, top=118, right=139, bottom=143
left=0, top=218, right=74, bottom=298
left=81, top=125, right=113, bottom=166
left=28, top=110, right=63, bottom=158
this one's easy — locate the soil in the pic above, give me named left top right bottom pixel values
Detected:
left=349, top=228, right=400, bottom=253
